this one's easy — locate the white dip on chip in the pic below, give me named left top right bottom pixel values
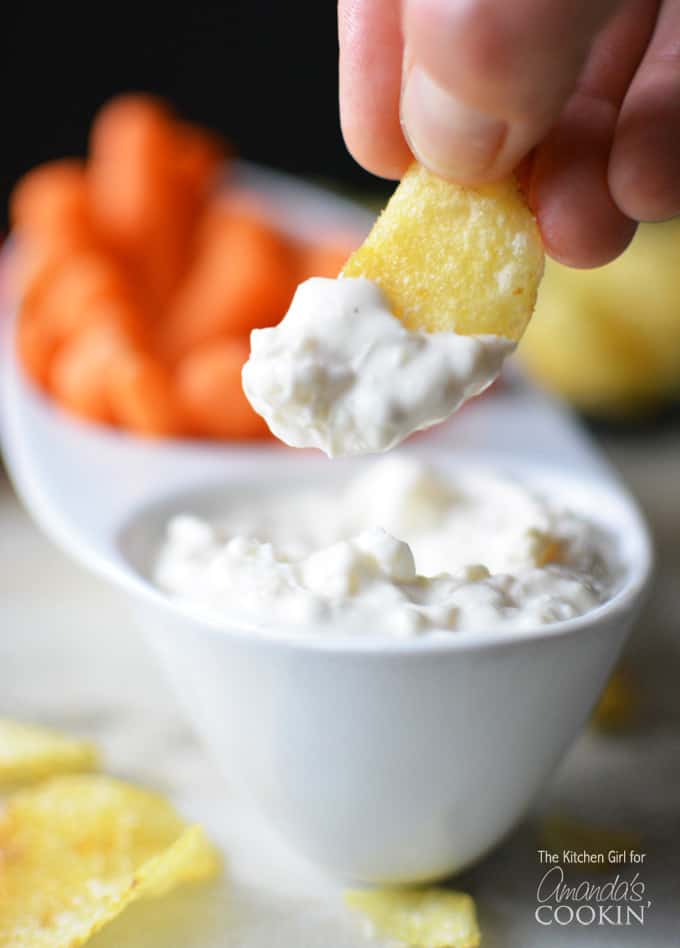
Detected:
left=155, top=457, right=615, bottom=638
left=242, top=277, right=513, bottom=457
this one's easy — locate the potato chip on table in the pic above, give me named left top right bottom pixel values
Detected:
left=0, top=775, right=220, bottom=948
left=591, top=666, right=639, bottom=733
left=0, top=719, right=97, bottom=787
left=346, top=887, right=480, bottom=948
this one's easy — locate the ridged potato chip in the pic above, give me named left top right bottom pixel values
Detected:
left=346, top=887, right=480, bottom=948
left=343, top=162, right=543, bottom=339
left=0, top=719, right=98, bottom=787
left=0, top=775, right=220, bottom=947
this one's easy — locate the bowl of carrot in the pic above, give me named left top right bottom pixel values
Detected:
left=7, top=94, right=364, bottom=441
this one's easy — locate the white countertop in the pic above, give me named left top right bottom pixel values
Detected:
left=1, top=426, right=679, bottom=947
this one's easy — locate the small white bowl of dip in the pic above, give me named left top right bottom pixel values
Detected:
left=0, top=165, right=653, bottom=884
left=117, top=450, right=649, bottom=884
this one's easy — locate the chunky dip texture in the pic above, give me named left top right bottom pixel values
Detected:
left=154, top=457, right=615, bottom=638
left=242, top=277, right=513, bottom=457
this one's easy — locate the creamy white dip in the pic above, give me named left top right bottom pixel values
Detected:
left=242, top=277, right=513, bottom=457
left=154, top=457, right=615, bottom=638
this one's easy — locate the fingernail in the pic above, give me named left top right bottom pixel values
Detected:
left=401, top=64, right=506, bottom=180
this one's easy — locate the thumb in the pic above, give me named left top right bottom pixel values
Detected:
left=400, top=0, right=622, bottom=182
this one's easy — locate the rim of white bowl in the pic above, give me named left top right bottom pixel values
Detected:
left=110, top=458, right=654, bottom=656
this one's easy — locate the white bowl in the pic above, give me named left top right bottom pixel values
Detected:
left=0, top=165, right=653, bottom=883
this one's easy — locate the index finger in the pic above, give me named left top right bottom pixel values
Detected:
left=338, top=0, right=412, bottom=178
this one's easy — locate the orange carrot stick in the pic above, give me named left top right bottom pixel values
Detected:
left=10, top=159, right=93, bottom=243
left=15, top=309, right=54, bottom=389
left=88, top=95, right=225, bottom=310
left=297, top=236, right=360, bottom=280
left=9, top=160, right=99, bottom=299
left=15, top=253, right=124, bottom=385
left=48, top=322, right=136, bottom=424
left=175, top=121, right=226, bottom=203
left=110, top=353, right=183, bottom=436
left=26, top=251, right=128, bottom=332
left=162, top=205, right=296, bottom=361
left=175, top=338, right=269, bottom=439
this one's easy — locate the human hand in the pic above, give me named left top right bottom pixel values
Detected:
left=339, top=0, right=680, bottom=267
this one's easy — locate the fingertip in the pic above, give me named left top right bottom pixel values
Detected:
left=338, top=0, right=413, bottom=181
left=340, top=110, right=413, bottom=181
left=538, top=198, right=636, bottom=268
left=530, top=97, right=636, bottom=268
left=534, top=158, right=637, bottom=268
left=610, top=103, right=680, bottom=222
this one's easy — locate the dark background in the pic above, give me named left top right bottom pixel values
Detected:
left=1, top=2, right=386, bottom=229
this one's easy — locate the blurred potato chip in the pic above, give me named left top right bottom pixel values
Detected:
left=0, top=719, right=97, bottom=786
left=343, top=162, right=543, bottom=339
left=346, top=887, right=480, bottom=948
left=0, top=775, right=220, bottom=947
left=520, top=221, right=680, bottom=416
left=520, top=265, right=658, bottom=414
left=591, top=667, right=639, bottom=733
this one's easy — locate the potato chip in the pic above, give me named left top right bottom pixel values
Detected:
left=0, top=775, right=220, bottom=947
left=520, top=224, right=680, bottom=415
left=519, top=259, right=661, bottom=415
left=591, top=667, right=638, bottom=733
left=0, top=719, right=97, bottom=787
left=342, top=162, right=543, bottom=339
left=346, top=887, right=480, bottom=948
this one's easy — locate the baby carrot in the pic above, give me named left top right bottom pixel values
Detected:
left=48, top=322, right=135, bottom=424
left=88, top=96, right=183, bottom=304
left=175, top=338, right=269, bottom=439
left=9, top=160, right=99, bottom=299
left=174, top=120, right=226, bottom=205
left=10, top=159, right=93, bottom=243
left=15, top=255, right=138, bottom=387
left=110, top=353, right=183, bottom=436
left=88, top=94, right=175, bottom=244
left=16, top=309, right=54, bottom=388
left=297, top=236, right=360, bottom=280
left=88, top=95, right=225, bottom=310
left=162, top=205, right=296, bottom=360
left=9, top=239, right=71, bottom=303
left=26, top=251, right=127, bottom=332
